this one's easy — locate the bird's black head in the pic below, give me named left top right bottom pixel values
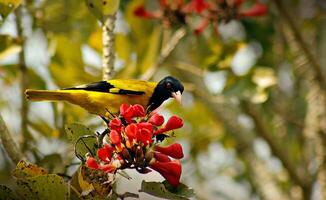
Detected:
left=148, top=76, right=184, bottom=111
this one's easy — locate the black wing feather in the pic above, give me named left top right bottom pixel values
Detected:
left=64, top=81, right=145, bottom=95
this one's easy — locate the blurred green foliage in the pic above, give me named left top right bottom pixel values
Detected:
left=0, top=0, right=325, bottom=199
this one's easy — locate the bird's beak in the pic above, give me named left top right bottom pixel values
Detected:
left=172, top=91, right=182, bottom=104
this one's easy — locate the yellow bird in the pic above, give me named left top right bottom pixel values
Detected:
left=25, top=76, right=184, bottom=116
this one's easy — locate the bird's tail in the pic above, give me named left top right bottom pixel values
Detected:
left=25, top=89, right=71, bottom=101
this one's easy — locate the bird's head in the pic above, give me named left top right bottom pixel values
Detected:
left=148, top=76, right=184, bottom=111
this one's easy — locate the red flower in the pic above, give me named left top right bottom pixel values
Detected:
left=149, top=113, right=165, bottom=126
left=120, top=103, right=130, bottom=116
left=125, top=123, right=154, bottom=146
left=132, top=104, right=146, bottom=117
left=85, top=156, right=117, bottom=173
left=154, top=115, right=184, bottom=135
left=86, top=157, right=99, bottom=169
left=137, top=122, right=154, bottom=146
left=99, top=164, right=116, bottom=173
left=97, top=144, right=115, bottom=163
left=120, top=104, right=146, bottom=123
left=150, top=160, right=182, bottom=187
left=109, top=130, right=122, bottom=145
left=155, top=143, right=184, bottom=159
left=154, top=152, right=171, bottom=162
left=183, top=0, right=210, bottom=14
left=109, top=117, right=122, bottom=132
left=134, top=5, right=161, bottom=19
left=194, top=18, right=210, bottom=35
left=240, top=2, right=268, bottom=17
left=125, top=123, right=137, bottom=142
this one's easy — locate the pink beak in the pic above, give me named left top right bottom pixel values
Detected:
left=171, top=91, right=182, bottom=104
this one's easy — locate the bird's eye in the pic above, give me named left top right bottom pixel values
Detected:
left=166, top=82, right=172, bottom=89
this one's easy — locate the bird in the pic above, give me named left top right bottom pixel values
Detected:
left=25, top=76, right=184, bottom=116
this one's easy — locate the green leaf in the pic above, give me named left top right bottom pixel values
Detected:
left=37, top=0, right=97, bottom=41
left=163, top=181, right=195, bottom=198
left=65, top=123, right=97, bottom=157
left=0, top=0, right=21, bottom=20
left=85, top=0, right=120, bottom=22
left=140, top=181, right=195, bottom=200
left=16, top=174, right=69, bottom=200
left=38, top=154, right=63, bottom=173
left=0, top=185, right=18, bottom=200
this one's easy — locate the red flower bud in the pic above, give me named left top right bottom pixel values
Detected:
left=97, top=144, right=115, bottom=163
left=120, top=104, right=146, bottom=123
left=150, top=160, right=182, bottom=187
left=149, top=113, right=165, bottom=126
left=109, top=130, right=121, bottom=145
left=99, top=164, right=116, bottom=173
left=120, top=104, right=130, bottom=116
left=86, top=157, right=99, bottom=169
left=165, top=116, right=184, bottom=130
left=154, top=152, right=171, bottom=162
left=109, top=118, right=122, bottom=132
left=134, top=5, right=161, bottom=19
left=155, top=143, right=184, bottom=159
left=132, top=104, right=145, bottom=118
left=240, top=2, right=267, bottom=17
left=184, top=0, right=210, bottom=14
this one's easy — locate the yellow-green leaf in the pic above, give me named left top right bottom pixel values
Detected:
left=85, top=0, right=120, bottom=21
left=16, top=174, right=69, bottom=200
left=140, top=27, right=161, bottom=73
left=0, top=0, right=21, bottom=20
left=12, top=160, right=48, bottom=179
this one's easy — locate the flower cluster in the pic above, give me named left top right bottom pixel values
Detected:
left=85, top=104, right=184, bottom=187
left=134, top=0, right=267, bottom=34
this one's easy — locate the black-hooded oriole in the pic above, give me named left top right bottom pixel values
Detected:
left=25, top=76, right=184, bottom=115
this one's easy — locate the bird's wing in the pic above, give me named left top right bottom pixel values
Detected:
left=64, top=79, right=157, bottom=95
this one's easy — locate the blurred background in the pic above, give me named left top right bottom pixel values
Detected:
left=1, top=0, right=326, bottom=199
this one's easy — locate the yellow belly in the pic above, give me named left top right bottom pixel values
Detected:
left=66, top=90, right=152, bottom=116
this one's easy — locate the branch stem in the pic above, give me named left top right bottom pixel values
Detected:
left=241, top=101, right=312, bottom=197
left=0, top=114, right=24, bottom=163
left=102, top=14, right=117, bottom=80
left=272, top=0, right=326, bottom=89
left=141, top=27, right=186, bottom=80
left=15, top=6, right=32, bottom=151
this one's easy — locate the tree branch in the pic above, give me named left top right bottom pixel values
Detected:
left=0, top=114, right=24, bottom=163
left=241, top=100, right=312, bottom=198
left=141, top=27, right=186, bottom=81
left=272, top=0, right=326, bottom=89
left=102, top=14, right=117, bottom=80
left=15, top=6, right=32, bottom=151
